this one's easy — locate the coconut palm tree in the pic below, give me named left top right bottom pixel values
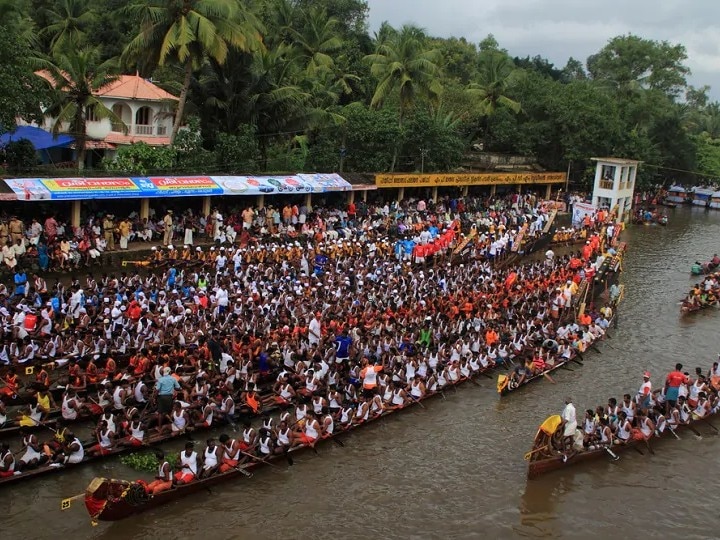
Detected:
left=121, top=0, right=263, bottom=144
left=41, top=0, right=97, bottom=53
left=364, top=24, right=442, bottom=171
left=467, top=51, right=521, bottom=116
left=287, top=7, right=343, bottom=76
left=35, top=47, right=124, bottom=170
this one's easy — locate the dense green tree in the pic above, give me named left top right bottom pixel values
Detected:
left=41, top=0, right=97, bottom=53
left=122, top=0, right=263, bottom=144
left=365, top=24, right=442, bottom=170
left=587, top=35, right=690, bottom=98
left=103, top=142, right=177, bottom=175
left=0, top=21, right=47, bottom=132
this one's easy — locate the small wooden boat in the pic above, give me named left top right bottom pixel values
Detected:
left=525, top=412, right=719, bottom=479
left=84, top=374, right=485, bottom=522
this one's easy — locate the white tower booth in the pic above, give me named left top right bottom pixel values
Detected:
left=590, top=157, right=640, bottom=223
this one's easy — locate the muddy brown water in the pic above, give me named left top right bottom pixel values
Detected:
left=3, top=205, right=720, bottom=539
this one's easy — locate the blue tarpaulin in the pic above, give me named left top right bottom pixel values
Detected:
left=0, top=126, right=74, bottom=150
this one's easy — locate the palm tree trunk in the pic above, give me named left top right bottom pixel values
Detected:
left=390, top=109, right=403, bottom=172
left=170, top=60, right=193, bottom=145
left=77, top=140, right=86, bottom=171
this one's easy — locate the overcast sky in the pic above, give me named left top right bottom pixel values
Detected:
left=367, top=0, right=720, bottom=99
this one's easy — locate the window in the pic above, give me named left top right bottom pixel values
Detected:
left=86, top=106, right=98, bottom=122
left=135, top=106, right=152, bottom=125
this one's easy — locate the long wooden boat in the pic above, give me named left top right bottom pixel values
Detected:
left=525, top=411, right=718, bottom=479
left=84, top=373, right=482, bottom=522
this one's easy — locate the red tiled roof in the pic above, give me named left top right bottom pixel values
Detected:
left=104, top=133, right=172, bottom=146
left=35, top=72, right=178, bottom=101
left=96, top=75, right=178, bottom=101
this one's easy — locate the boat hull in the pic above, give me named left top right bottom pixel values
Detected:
left=527, top=415, right=718, bottom=479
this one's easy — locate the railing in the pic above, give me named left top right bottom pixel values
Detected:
left=599, top=180, right=614, bottom=189
left=109, top=123, right=169, bottom=136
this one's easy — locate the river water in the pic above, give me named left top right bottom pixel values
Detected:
left=3, top=205, right=719, bottom=540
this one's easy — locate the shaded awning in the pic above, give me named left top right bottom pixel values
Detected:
left=0, top=126, right=74, bottom=150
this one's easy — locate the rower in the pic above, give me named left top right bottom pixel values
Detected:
left=16, top=429, right=46, bottom=471
left=693, top=391, right=711, bottom=419
left=238, top=420, right=257, bottom=453
left=620, top=394, right=636, bottom=424
left=88, top=420, right=115, bottom=456
left=51, top=430, right=84, bottom=466
left=145, top=449, right=173, bottom=494
left=218, top=434, right=241, bottom=473
left=320, top=407, right=334, bottom=437
left=0, top=442, right=15, bottom=477
left=295, top=410, right=321, bottom=447
left=615, top=411, right=632, bottom=445
left=636, top=409, right=655, bottom=441
left=61, top=390, right=82, bottom=422
left=126, top=411, right=146, bottom=447
left=200, top=438, right=220, bottom=478
left=175, top=441, right=198, bottom=485
left=195, top=396, right=215, bottom=428
left=274, top=420, right=292, bottom=455
left=257, top=429, right=273, bottom=459
left=165, top=401, right=189, bottom=435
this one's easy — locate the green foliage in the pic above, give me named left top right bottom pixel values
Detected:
left=121, top=451, right=179, bottom=473
left=0, top=22, right=46, bottom=132
left=215, top=127, right=262, bottom=173
left=120, top=452, right=160, bottom=473
left=103, top=142, right=176, bottom=175
left=173, top=117, right=215, bottom=171
left=2, top=139, right=38, bottom=172
left=695, top=134, right=720, bottom=179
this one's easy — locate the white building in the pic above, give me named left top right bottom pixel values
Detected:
left=590, top=157, right=641, bottom=223
left=26, top=73, right=178, bottom=166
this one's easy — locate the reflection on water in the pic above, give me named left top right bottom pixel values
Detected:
left=2, top=205, right=720, bottom=539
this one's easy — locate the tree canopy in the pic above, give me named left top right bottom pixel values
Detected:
left=0, top=1, right=717, bottom=186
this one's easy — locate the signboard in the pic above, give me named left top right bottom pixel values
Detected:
left=572, top=201, right=596, bottom=226
left=375, top=172, right=566, bottom=188
left=5, top=174, right=352, bottom=200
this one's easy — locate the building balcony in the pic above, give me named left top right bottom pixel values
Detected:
left=599, top=180, right=614, bottom=189
left=111, top=123, right=170, bottom=137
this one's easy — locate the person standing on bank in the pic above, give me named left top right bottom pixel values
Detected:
left=163, top=210, right=174, bottom=247
left=118, top=218, right=131, bottom=250
left=103, top=214, right=115, bottom=251
left=154, top=367, right=180, bottom=431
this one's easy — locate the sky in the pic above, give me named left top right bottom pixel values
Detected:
left=366, top=0, right=720, bottom=99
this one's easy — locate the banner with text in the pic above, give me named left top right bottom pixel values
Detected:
left=6, top=174, right=352, bottom=200
left=375, top=172, right=566, bottom=188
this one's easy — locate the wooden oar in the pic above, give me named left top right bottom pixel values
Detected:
left=543, top=372, right=556, bottom=384
left=684, top=423, right=703, bottom=438
left=631, top=444, right=644, bottom=456
left=60, top=492, right=85, bottom=510
left=408, top=394, right=426, bottom=409
left=704, top=419, right=719, bottom=433
left=644, top=439, right=655, bottom=455
left=238, top=449, right=283, bottom=468
left=571, top=357, right=584, bottom=366
left=561, top=365, right=574, bottom=372
left=604, top=447, right=620, bottom=461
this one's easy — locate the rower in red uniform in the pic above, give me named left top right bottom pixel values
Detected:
left=0, top=368, right=21, bottom=399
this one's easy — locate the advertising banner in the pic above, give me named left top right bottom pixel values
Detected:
left=6, top=174, right=352, bottom=200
